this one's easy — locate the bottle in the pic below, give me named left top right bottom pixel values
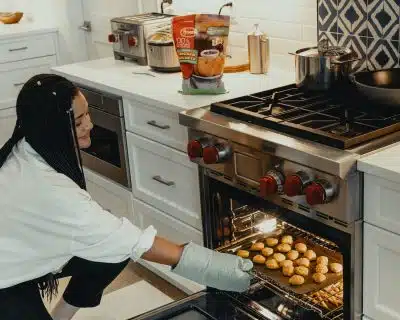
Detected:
left=248, top=24, right=270, bottom=74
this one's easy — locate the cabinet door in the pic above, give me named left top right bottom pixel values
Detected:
left=0, top=56, right=57, bottom=110
left=84, top=168, right=134, bottom=222
left=0, top=107, right=16, bottom=148
left=364, top=223, right=400, bottom=320
left=127, top=132, right=202, bottom=230
left=364, top=174, right=400, bottom=235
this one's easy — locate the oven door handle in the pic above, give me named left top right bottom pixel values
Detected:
left=152, top=175, right=175, bottom=187
left=147, top=120, right=170, bottom=130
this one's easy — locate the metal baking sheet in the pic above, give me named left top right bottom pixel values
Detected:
left=222, top=233, right=343, bottom=295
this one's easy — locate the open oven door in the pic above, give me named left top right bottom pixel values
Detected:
left=128, top=290, right=279, bottom=320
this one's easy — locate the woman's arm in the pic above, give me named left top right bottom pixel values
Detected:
left=141, top=236, right=184, bottom=266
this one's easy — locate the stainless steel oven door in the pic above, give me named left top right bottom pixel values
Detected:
left=81, top=106, right=131, bottom=189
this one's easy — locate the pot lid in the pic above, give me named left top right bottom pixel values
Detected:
left=147, top=26, right=173, bottom=44
left=295, top=46, right=353, bottom=58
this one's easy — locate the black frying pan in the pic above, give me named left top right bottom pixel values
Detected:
left=351, top=68, right=400, bottom=107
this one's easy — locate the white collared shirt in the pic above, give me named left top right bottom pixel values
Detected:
left=0, top=139, right=156, bottom=288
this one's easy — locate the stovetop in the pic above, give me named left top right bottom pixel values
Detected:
left=210, top=84, right=400, bottom=149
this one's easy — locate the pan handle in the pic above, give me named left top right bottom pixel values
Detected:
left=331, top=57, right=360, bottom=64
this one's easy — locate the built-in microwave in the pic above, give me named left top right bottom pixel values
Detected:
left=77, top=85, right=131, bottom=189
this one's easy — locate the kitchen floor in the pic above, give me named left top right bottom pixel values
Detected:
left=44, top=262, right=187, bottom=318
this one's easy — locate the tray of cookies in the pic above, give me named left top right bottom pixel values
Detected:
left=224, top=231, right=343, bottom=295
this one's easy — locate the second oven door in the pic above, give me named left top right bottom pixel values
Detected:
left=81, top=106, right=131, bottom=188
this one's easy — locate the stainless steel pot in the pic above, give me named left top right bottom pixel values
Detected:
left=146, top=28, right=180, bottom=72
left=290, top=45, right=358, bottom=91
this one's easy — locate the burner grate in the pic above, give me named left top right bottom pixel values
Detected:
left=210, top=84, right=400, bottom=149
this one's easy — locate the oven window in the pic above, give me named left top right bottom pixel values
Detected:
left=84, top=124, right=121, bottom=167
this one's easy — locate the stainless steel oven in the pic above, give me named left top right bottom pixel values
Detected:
left=77, top=85, right=130, bottom=189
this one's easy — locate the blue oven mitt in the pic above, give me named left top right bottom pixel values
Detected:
left=172, top=242, right=253, bottom=292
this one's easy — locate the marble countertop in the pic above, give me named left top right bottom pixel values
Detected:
left=358, top=142, right=400, bottom=184
left=0, top=22, right=57, bottom=40
left=52, top=57, right=295, bottom=112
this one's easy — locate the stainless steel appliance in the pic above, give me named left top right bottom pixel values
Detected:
left=77, top=85, right=130, bottom=189
left=290, top=41, right=358, bottom=91
left=131, top=84, right=400, bottom=320
left=109, top=13, right=174, bottom=65
left=147, top=26, right=180, bottom=72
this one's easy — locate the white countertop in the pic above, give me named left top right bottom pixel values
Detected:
left=358, top=142, right=400, bottom=183
left=52, top=57, right=295, bottom=112
left=0, top=22, right=57, bottom=40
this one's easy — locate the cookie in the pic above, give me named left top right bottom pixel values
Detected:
left=294, top=266, right=309, bottom=277
left=289, top=275, right=305, bottom=286
left=253, top=254, right=266, bottom=264
left=266, top=258, right=280, bottom=270
left=236, top=249, right=249, bottom=258
left=304, top=250, right=317, bottom=261
left=330, top=263, right=343, bottom=273
left=281, top=235, right=293, bottom=245
left=295, top=257, right=310, bottom=268
left=277, top=243, right=291, bottom=253
left=250, top=242, right=265, bottom=251
left=261, top=247, right=274, bottom=257
left=294, top=242, right=307, bottom=254
left=316, top=256, right=329, bottom=266
left=265, top=237, right=279, bottom=247
left=273, top=253, right=286, bottom=263
left=280, top=260, right=294, bottom=268
left=312, top=273, right=327, bottom=284
left=287, top=250, right=299, bottom=261
left=315, top=264, right=329, bottom=274
left=282, top=265, right=294, bottom=277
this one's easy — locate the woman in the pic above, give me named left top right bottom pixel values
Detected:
left=0, top=74, right=253, bottom=319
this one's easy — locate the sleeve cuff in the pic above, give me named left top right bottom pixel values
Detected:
left=130, top=225, right=157, bottom=261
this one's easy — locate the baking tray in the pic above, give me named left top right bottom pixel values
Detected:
left=222, top=232, right=343, bottom=295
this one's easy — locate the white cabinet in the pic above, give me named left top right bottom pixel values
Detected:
left=363, top=316, right=373, bottom=320
left=364, top=174, right=400, bottom=235
left=127, top=132, right=202, bottom=230
left=364, top=222, right=400, bottom=320
left=133, top=198, right=205, bottom=295
left=84, top=168, right=134, bottom=222
left=124, top=98, right=188, bottom=152
left=0, top=107, right=17, bottom=148
left=0, top=56, right=57, bottom=110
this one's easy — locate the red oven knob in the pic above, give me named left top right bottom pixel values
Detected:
left=203, top=144, right=231, bottom=164
left=108, top=34, right=117, bottom=43
left=259, top=170, right=284, bottom=197
left=128, top=36, right=137, bottom=47
left=304, top=180, right=334, bottom=206
left=187, top=140, right=203, bottom=159
left=283, top=171, right=311, bottom=197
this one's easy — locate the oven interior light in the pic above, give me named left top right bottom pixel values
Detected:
left=257, top=218, right=277, bottom=233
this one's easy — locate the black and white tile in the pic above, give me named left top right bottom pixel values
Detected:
left=318, top=0, right=400, bottom=71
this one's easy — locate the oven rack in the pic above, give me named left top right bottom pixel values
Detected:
left=249, top=272, right=343, bottom=319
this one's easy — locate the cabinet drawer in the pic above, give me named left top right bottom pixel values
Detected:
left=364, top=223, right=400, bottom=320
left=364, top=174, right=400, bottom=235
left=124, top=98, right=187, bottom=151
left=133, top=198, right=202, bottom=245
left=0, top=107, right=16, bottom=148
left=127, top=132, right=202, bottom=230
left=0, top=34, right=56, bottom=64
left=84, top=168, right=134, bottom=222
left=0, top=56, right=57, bottom=110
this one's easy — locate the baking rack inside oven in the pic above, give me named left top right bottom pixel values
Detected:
left=218, top=208, right=344, bottom=320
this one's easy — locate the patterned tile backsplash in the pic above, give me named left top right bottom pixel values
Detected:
left=318, top=0, right=400, bottom=71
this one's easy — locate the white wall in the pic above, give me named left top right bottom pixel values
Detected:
left=0, top=0, right=87, bottom=64
left=171, top=0, right=317, bottom=71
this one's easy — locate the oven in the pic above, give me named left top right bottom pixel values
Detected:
left=130, top=139, right=362, bottom=320
left=77, top=85, right=131, bottom=189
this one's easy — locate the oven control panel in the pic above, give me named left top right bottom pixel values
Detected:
left=186, top=132, right=359, bottom=227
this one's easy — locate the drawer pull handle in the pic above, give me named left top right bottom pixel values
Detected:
left=13, top=82, right=25, bottom=87
left=152, top=175, right=175, bottom=187
left=9, top=46, right=28, bottom=52
left=147, top=120, right=170, bottom=130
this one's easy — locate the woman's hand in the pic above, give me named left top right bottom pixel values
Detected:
left=172, top=242, right=253, bottom=292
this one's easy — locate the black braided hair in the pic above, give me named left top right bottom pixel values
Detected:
left=0, top=74, right=86, bottom=300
